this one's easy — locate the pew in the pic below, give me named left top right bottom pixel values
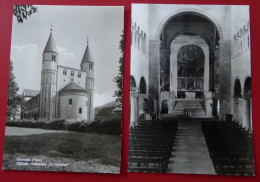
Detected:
left=202, top=120, right=254, bottom=176
left=128, top=119, right=178, bottom=173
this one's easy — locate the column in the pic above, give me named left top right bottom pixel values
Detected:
left=149, top=40, right=160, bottom=116
left=219, top=40, right=232, bottom=116
left=170, top=44, right=179, bottom=92
left=130, top=88, right=138, bottom=126
left=202, top=46, right=209, bottom=92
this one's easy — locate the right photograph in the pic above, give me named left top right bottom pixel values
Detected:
left=129, top=4, right=254, bottom=176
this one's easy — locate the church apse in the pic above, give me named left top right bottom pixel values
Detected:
left=177, top=44, right=204, bottom=98
left=158, top=12, right=221, bottom=116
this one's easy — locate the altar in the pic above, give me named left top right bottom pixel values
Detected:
left=185, top=92, right=195, bottom=99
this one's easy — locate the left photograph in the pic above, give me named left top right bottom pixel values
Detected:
left=3, top=5, right=124, bottom=173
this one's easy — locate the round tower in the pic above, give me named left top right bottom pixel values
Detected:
left=80, top=40, right=94, bottom=121
left=39, top=30, right=58, bottom=121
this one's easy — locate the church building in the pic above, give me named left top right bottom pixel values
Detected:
left=22, top=30, right=94, bottom=122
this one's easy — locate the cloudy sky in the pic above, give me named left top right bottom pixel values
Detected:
left=10, top=5, right=124, bottom=107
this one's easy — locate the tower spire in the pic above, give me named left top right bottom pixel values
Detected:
left=81, top=36, right=93, bottom=65
left=43, top=27, right=58, bottom=54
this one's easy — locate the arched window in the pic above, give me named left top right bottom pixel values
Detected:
left=134, top=32, right=138, bottom=48
left=142, top=33, right=146, bottom=53
left=69, top=99, right=72, bottom=105
left=79, top=108, right=82, bottom=114
left=78, top=72, right=81, bottom=78
left=137, top=36, right=140, bottom=50
left=89, top=64, right=93, bottom=70
left=241, top=40, right=243, bottom=52
left=63, top=69, right=67, bottom=75
left=71, top=71, right=74, bottom=76
left=52, top=54, right=56, bottom=61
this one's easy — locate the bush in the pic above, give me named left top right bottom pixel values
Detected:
left=92, top=119, right=121, bottom=135
left=44, top=119, right=66, bottom=130
left=65, top=121, right=93, bottom=132
left=6, top=120, right=46, bottom=129
left=6, top=118, right=122, bottom=135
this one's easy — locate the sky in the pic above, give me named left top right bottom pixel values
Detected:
left=10, top=5, right=124, bottom=107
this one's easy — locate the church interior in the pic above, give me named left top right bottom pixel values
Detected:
left=129, top=4, right=254, bottom=175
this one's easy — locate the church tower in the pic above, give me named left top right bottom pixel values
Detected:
left=39, top=30, right=58, bottom=121
left=80, top=40, right=94, bottom=121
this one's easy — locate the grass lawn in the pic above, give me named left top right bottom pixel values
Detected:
left=2, top=128, right=121, bottom=173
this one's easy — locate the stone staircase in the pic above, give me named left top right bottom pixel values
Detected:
left=171, top=100, right=205, bottom=117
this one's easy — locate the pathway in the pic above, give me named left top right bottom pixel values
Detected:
left=167, top=119, right=216, bottom=174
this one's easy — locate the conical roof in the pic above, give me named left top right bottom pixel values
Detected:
left=81, top=44, right=94, bottom=64
left=60, top=82, right=85, bottom=92
left=43, top=32, right=58, bottom=54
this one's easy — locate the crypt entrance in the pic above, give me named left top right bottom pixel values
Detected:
left=159, top=12, right=220, bottom=117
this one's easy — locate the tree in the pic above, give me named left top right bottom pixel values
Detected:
left=7, top=61, right=22, bottom=119
left=13, top=5, right=37, bottom=23
left=113, top=32, right=124, bottom=104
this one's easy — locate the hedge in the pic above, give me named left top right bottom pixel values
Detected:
left=6, top=119, right=121, bottom=135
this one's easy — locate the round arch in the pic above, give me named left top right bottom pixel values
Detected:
left=130, top=75, right=137, bottom=88
left=161, top=100, right=168, bottom=114
left=169, top=35, right=210, bottom=92
left=169, top=31, right=212, bottom=47
left=243, top=76, right=252, bottom=131
left=156, top=8, right=224, bottom=41
left=234, top=79, right=242, bottom=97
left=244, top=77, right=251, bottom=95
left=139, top=77, right=147, bottom=94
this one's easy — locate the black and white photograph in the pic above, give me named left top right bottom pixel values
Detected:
left=3, top=5, right=124, bottom=173
left=129, top=4, right=254, bottom=175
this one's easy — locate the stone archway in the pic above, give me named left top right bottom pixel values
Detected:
left=149, top=9, right=231, bottom=118
left=139, top=77, right=148, bottom=121
left=233, top=79, right=242, bottom=122
left=234, top=79, right=242, bottom=97
left=161, top=100, right=168, bottom=113
left=244, top=77, right=252, bottom=131
left=139, top=77, right=147, bottom=94
left=244, top=77, right=251, bottom=95
left=130, top=75, right=136, bottom=88
left=155, top=9, right=224, bottom=41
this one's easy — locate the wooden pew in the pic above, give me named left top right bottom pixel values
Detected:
left=201, top=120, right=254, bottom=176
left=128, top=119, right=178, bottom=173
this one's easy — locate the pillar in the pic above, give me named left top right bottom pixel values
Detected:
left=130, top=88, right=139, bottom=126
left=219, top=40, right=232, bottom=117
left=149, top=40, right=160, bottom=115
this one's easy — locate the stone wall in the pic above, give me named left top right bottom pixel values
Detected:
left=230, top=5, right=251, bottom=130
left=131, top=4, right=149, bottom=91
left=59, top=92, right=88, bottom=121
